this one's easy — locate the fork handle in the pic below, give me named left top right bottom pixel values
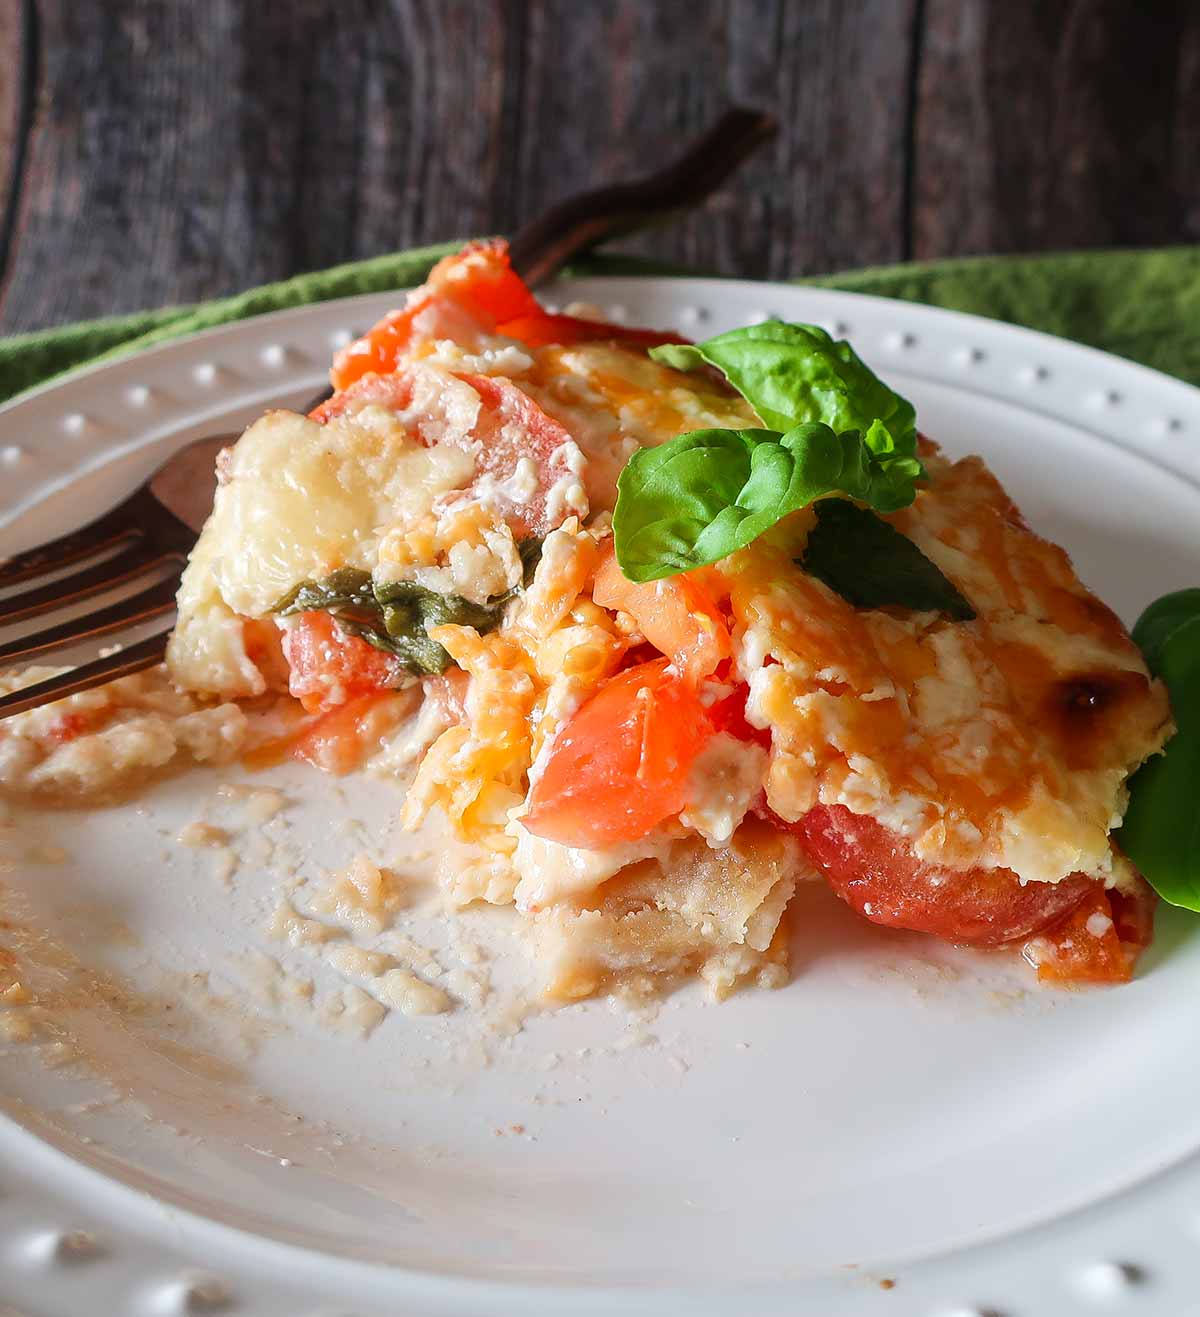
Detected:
left=507, top=106, right=777, bottom=287
left=302, top=106, right=775, bottom=415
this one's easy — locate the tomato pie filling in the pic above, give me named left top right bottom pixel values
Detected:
left=13, top=240, right=1172, bottom=1001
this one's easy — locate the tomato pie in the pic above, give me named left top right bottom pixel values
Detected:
left=160, top=240, right=1173, bottom=999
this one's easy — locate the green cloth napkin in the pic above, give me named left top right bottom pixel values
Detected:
left=2, top=242, right=1198, bottom=405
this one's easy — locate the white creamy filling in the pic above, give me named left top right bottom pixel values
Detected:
left=424, top=339, right=535, bottom=378
left=544, top=440, right=590, bottom=524
left=680, top=732, right=767, bottom=847
left=510, top=827, right=671, bottom=914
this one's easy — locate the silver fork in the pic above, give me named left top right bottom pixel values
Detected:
left=0, top=434, right=231, bottom=717
left=0, top=107, right=776, bottom=721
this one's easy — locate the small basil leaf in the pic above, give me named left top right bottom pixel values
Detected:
left=273, top=567, right=378, bottom=616
left=1131, top=588, right=1200, bottom=676
left=517, top=536, right=544, bottom=584
left=271, top=543, right=542, bottom=676
left=799, top=499, right=975, bottom=620
left=1117, top=610, right=1200, bottom=910
left=650, top=320, right=918, bottom=456
left=613, top=423, right=923, bottom=583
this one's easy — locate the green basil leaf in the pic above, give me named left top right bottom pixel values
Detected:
left=613, top=422, right=923, bottom=583
left=1116, top=610, right=1200, bottom=910
left=1131, top=588, right=1200, bottom=675
left=273, top=567, right=378, bottom=616
left=799, top=499, right=975, bottom=620
left=272, top=545, right=543, bottom=676
left=650, top=320, right=918, bottom=453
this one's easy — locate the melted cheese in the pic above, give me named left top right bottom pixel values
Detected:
left=733, top=449, right=1171, bottom=885
left=171, top=302, right=1169, bottom=920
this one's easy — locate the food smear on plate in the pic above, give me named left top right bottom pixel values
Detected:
left=0, top=240, right=1177, bottom=1002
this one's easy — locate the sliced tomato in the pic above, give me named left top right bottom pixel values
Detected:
left=330, top=240, right=542, bottom=391
left=311, top=366, right=578, bottom=537
left=431, top=238, right=544, bottom=324
left=453, top=372, right=579, bottom=537
left=291, top=692, right=408, bottom=775
left=522, top=658, right=714, bottom=848
left=592, top=545, right=730, bottom=685
left=328, top=301, right=433, bottom=393
left=707, top=684, right=772, bottom=749
left=280, top=611, right=400, bottom=714
left=1025, top=875, right=1156, bottom=984
left=791, top=803, right=1093, bottom=946
left=330, top=239, right=689, bottom=392
left=310, top=370, right=414, bottom=423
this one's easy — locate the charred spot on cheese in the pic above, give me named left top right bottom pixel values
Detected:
left=1049, top=669, right=1153, bottom=768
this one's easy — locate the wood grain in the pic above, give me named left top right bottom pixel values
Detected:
left=0, top=0, right=1196, bottom=334
left=913, top=0, right=1200, bottom=256
left=0, top=0, right=25, bottom=284
left=0, top=0, right=917, bottom=332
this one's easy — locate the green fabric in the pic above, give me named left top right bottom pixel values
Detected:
left=1, top=243, right=1198, bottom=405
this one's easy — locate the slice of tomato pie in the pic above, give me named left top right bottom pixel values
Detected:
left=160, top=240, right=1172, bottom=999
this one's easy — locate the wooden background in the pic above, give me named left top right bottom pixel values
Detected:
left=0, top=0, right=1197, bottom=335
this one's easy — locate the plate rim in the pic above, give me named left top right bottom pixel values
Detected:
left=2, top=273, right=1199, bottom=1317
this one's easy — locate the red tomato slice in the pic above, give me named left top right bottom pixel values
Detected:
left=328, top=299, right=433, bottom=393
left=522, top=658, right=714, bottom=848
left=453, top=372, right=579, bottom=537
left=310, top=367, right=578, bottom=537
left=329, top=240, right=689, bottom=392
left=791, top=803, right=1093, bottom=946
left=706, top=684, right=772, bottom=749
left=592, top=545, right=730, bottom=685
left=1025, top=874, right=1156, bottom=984
left=309, top=370, right=415, bottom=423
left=281, top=611, right=400, bottom=714
left=330, top=241, right=540, bottom=391
left=432, top=238, right=544, bottom=324
left=292, top=692, right=407, bottom=775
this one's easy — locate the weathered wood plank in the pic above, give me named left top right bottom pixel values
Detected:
left=506, top=0, right=918, bottom=281
left=913, top=0, right=1200, bottom=257
left=0, top=0, right=26, bottom=281
left=0, top=0, right=916, bottom=333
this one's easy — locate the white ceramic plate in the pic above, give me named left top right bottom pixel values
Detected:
left=1, top=278, right=1200, bottom=1317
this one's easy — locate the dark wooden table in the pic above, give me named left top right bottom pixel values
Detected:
left=1, top=0, right=1197, bottom=335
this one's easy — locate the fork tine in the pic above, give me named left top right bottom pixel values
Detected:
left=0, top=571, right=182, bottom=663
left=0, top=630, right=170, bottom=720
left=0, top=543, right=175, bottom=624
left=0, top=500, right=142, bottom=587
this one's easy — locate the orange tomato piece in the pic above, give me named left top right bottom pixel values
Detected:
left=522, top=658, right=714, bottom=848
left=453, top=372, right=578, bottom=537
left=280, top=611, right=400, bottom=714
left=1025, top=876, right=1156, bottom=984
left=310, top=370, right=414, bottom=423
left=330, top=240, right=539, bottom=391
left=327, top=299, right=433, bottom=393
left=706, top=683, right=771, bottom=749
left=291, top=692, right=408, bottom=775
left=792, top=803, right=1093, bottom=946
left=329, top=240, right=690, bottom=393
left=592, top=545, right=730, bottom=685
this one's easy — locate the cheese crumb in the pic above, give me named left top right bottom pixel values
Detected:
left=178, top=821, right=230, bottom=848
left=376, top=969, right=450, bottom=1016
left=266, top=900, right=336, bottom=947
left=326, top=944, right=395, bottom=978
left=309, top=853, right=405, bottom=934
